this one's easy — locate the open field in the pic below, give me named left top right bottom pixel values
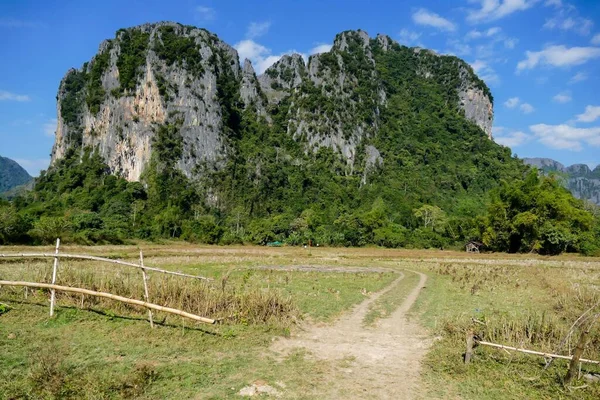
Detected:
left=1, top=243, right=599, bottom=399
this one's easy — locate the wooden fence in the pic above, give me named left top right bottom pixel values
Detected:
left=0, top=239, right=214, bottom=325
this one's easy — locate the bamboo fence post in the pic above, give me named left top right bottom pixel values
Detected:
left=139, top=250, right=154, bottom=328
left=49, top=238, right=60, bottom=316
left=465, top=330, right=474, bottom=364
left=0, top=280, right=215, bottom=324
left=565, top=327, right=590, bottom=385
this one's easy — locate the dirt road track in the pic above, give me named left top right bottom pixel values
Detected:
left=272, top=270, right=430, bottom=399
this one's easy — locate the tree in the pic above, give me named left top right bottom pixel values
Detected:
left=413, top=205, right=447, bottom=232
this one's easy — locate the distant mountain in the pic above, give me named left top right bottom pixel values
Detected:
left=0, top=156, right=32, bottom=194
left=523, top=158, right=600, bottom=205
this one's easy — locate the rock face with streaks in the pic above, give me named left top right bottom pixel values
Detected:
left=51, top=24, right=495, bottom=183
left=52, top=22, right=262, bottom=181
left=524, top=158, right=600, bottom=205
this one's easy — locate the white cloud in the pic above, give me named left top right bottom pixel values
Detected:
left=569, top=71, right=588, bottom=83
left=503, top=97, right=533, bottom=113
left=552, top=92, right=572, bottom=103
left=234, top=39, right=306, bottom=74
left=43, top=118, right=57, bottom=137
left=446, top=39, right=471, bottom=56
left=504, top=38, right=518, bottom=49
left=530, top=123, right=600, bottom=151
left=504, top=97, right=520, bottom=108
left=494, top=130, right=531, bottom=147
left=467, top=0, right=539, bottom=23
left=398, top=29, right=422, bottom=46
left=544, top=16, right=593, bottom=36
left=195, top=6, right=216, bottom=22
left=544, top=0, right=562, bottom=7
left=309, top=43, right=332, bottom=55
left=14, top=158, right=50, bottom=177
left=517, top=45, right=600, bottom=71
left=576, top=106, right=600, bottom=123
left=470, top=59, right=500, bottom=84
left=412, top=9, right=456, bottom=31
left=592, top=34, right=600, bottom=46
left=520, top=103, right=535, bottom=114
left=246, top=21, right=271, bottom=39
left=465, top=26, right=502, bottom=40
left=0, top=90, right=30, bottom=102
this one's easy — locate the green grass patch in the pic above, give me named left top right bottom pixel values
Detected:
left=362, top=270, right=420, bottom=326
left=0, top=262, right=393, bottom=399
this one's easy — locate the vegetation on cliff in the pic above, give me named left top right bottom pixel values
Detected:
left=0, top=156, right=32, bottom=195
left=3, top=24, right=598, bottom=255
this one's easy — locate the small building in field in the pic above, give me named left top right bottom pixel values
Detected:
left=465, top=241, right=483, bottom=253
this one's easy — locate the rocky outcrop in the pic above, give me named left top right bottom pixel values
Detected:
left=51, top=24, right=496, bottom=183
left=52, top=22, right=264, bottom=181
left=523, top=158, right=600, bottom=205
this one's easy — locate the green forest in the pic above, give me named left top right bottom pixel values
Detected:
left=1, top=26, right=598, bottom=256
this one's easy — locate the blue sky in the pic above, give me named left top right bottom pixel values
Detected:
left=1, top=0, right=599, bottom=176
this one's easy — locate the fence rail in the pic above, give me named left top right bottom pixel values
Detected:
left=0, top=252, right=211, bottom=281
left=0, top=280, right=215, bottom=324
left=0, top=239, right=214, bottom=327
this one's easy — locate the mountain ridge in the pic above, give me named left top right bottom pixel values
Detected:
left=0, top=156, right=32, bottom=195
left=50, top=22, right=494, bottom=182
left=523, top=157, right=600, bottom=205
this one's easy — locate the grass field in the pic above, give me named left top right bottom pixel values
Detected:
left=1, top=243, right=599, bottom=399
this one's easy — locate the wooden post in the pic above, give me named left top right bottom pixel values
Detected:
left=465, top=330, right=474, bottom=364
left=140, top=250, right=154, bottom=328
left=0, top=280, right=215, bottom=324
left=49, top=238, right=60, bottom=316
left=565, top=327, right=590, bottom=385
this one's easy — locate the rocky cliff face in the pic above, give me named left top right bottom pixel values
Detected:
left=52, top=22, right=263, bottom=181
left=523, top=158, right=600, bottom=205
left=51, top=24, right=495, bottom=182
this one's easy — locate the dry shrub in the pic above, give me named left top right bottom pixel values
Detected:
left=0, top=260, right=300, bottom=325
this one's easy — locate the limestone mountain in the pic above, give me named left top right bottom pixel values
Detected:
left=0, top=156, right=32, bottom=194
left=51, top=23, right=494, bottom=183
left=523, top=158, right=600, bottom=205
left=18, top=21, right=550, bottom=248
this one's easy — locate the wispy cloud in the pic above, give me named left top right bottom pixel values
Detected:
left=466, top=0, right=539, bottom=23
left=0, top=90, right=31, bottom=102
left=520, top=103, right=535, bottom=114
left=412, top=9, right=456, bottom=32
left=398, top=29, right=422, bottom=46
left=309, top=43, right=332, bottom=55
left=552, top=92, right=572, bottom=103
left=195, top=6, right=216, bottom=22
left=246, top=21, right=271, bottom=39
left=517, top=45, right=600, bottom=72
left=504, top=97, right=521, bottom=108
left=569, top=71, right=588, bottom=84
left=446, top=39, right=471, bottom=56
left=465, top=26, right=502, bottom=40
left=235, top=40, right=305, bottom=74
left=503, top=97, right=534, bottom=113
left=576, top=106, right=600, bottom=123
left=592, top=34, right=600, bottom=46
left=494, top=130, right=531, bottom=147
left=470, top=59, right=499, bottom=85
left=544, top=15, right=593, bottom=36
left=543, top=1, right=594, bottom=36
left=530, top=124, right=600, bottom=151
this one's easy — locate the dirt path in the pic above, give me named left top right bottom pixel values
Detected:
left=271, top=271, right=430, bottom=399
